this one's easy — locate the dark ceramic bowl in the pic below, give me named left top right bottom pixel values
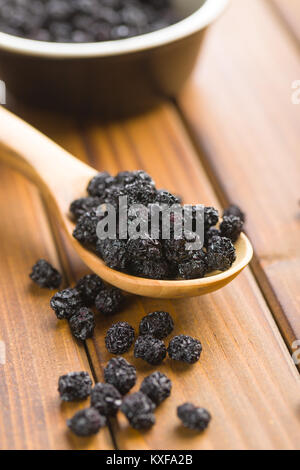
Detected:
left=0, top=0, right=228, bottom=118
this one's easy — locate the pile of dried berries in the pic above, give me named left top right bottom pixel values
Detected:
left=71, top=170, right=245, bottom=280
left=0, top=0, right=179, bottom=43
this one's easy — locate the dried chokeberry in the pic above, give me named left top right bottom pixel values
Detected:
left=58, top=371, right=92, bottom=401
left=139, top=311, right=174, bottom=339
left=155, top=189, right=180, bottom=206
left=90, top=383, right=122, bottom=417
left=96, top=238, right=129, bottom=271
left=134, top=335, right=166, bottom=366
left=177, top=403, right=211, bottom=431
left=178, top=250, right=207, bottom=280
left=30, top=259, right=62, bottom=289
left=140, top=372, right=172, bottom=405
left=76, top=274, right=104, bottom=307
left=168, top=335, right=202, bottom=364
left=223, top=204, right=245, bottom=223
left=129, top=259, right=170, bottom=280
left=50, top=287, right=83, bottom=320
left=87, top=172, right=113, bottom=197
left=206, top=236, right=236, bottom=272
left=127, top=236, right=162, bottom=261
left=70, top=197, right=102, bottom=220
left=104, top=357, right=137, bottom=395
left=204, top=207, right=219, bottom=229
left=120, top=392, right=156, bottom=430
left=95, top=286, right=125, bottom=316
left=69, top=307, right=95, bottom=341
left=105, top=322, right=135, bottom=355
left=73, top=210, right=100, bottom=245
left=220, top=215, right=243, bottom=243
left=67, top=408, right=106, bottom=437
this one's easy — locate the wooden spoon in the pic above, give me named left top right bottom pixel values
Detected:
left=0, top=106, right=253, bottom=298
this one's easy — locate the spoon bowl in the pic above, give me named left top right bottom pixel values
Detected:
left=0, top=106, right=253, bottom=298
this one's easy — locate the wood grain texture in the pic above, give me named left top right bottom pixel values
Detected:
left=271, top=0, right=300, bottom=44
left=0, top=162, right=113, bottom=450
left=178, top=0, right=300, bottom=347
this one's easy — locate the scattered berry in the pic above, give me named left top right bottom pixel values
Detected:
left=95, top=286, right=125, bottom=316
left=223, top=204, right=245, bottom=223
left=140, top=372, right=172, bottom=405
left=67, top=408, right=106, bottom=437
left=69, top=307, right=95, bottom=341
left=220, top=215, right=243, bottom=243
left=104, top=357, right=137, bottom=395
left=206, top=236, right=236, bottom=272
left=50, top=288, right=83, bottom=320
left=29, top=259, right=62, bottom=289
left=168, top=335, right=202, bottom=364
left=75, top=274, right=104, bottom=307
left=134, top=335, right=166, bottom=365
left=58, top=371, right=92, bottom=402
left=91, top=383, right=122, bottom=417
left=105, top=322, right=135, bottom=355
left=139, top=311, right=174, bottom=339
left=177, top=403, right=211, bottom=431
left=120, top=392, right=156, bottom=430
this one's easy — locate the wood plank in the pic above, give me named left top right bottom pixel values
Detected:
left=271, top=0, right=300, bottom=45
left=78, top=105, right=299, bottom=450
left=0, top=157, right=113, bottom=449
left=178, top=0, right=300, bottom=347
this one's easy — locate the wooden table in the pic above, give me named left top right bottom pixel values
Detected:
left=1, top=0, right=300, bottom=450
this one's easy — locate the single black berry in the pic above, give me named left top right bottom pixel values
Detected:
left=73, top=210, right=100, bottom=245
left=120, top=392, right=156, bottom=430
left=87, top=172, right=113, bottom=197
left=178, top=250, right=207, bottom=280
left=134, top=335, right=166, bottom=365
left=168, top=335, right=202, bottom=364
left=206, top=236, right=236, bottom=272
left=95, top=286, right=125, bottom=316
left=50, top=287, right=83, bottom=320
left=30, top=259, right=62, bottom=289
left=67, top=408, right=106, bottom=437
left=70, top=197, right=102, bottom=220
left=177, top=403, right=211, bottom=431
left=105, top=322, right=135, bottom=354
left=75, top=274, right=104, bottom=307
left=129, top=259, right=170, bottom=280
left=58, top=371, right=92, bottom=401
left=69, top=307, right=95, bottom=341
left=104, top=357, right=137, bottom=395
left=223, top=204, right=245, bottom=223
left=139, top=311, right=174, bottom=339
left=90, top=383, right=122, bottom=417
left=220, top=215, right=243, bottom=242
left=140, top=371, right=172, bottom=405
left=204, top=206, right=219, bottom=229
left=96, top=238, right=129, bottom=271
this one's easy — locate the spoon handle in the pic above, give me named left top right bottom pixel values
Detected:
left=0, top=106, right=95, bottom=207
